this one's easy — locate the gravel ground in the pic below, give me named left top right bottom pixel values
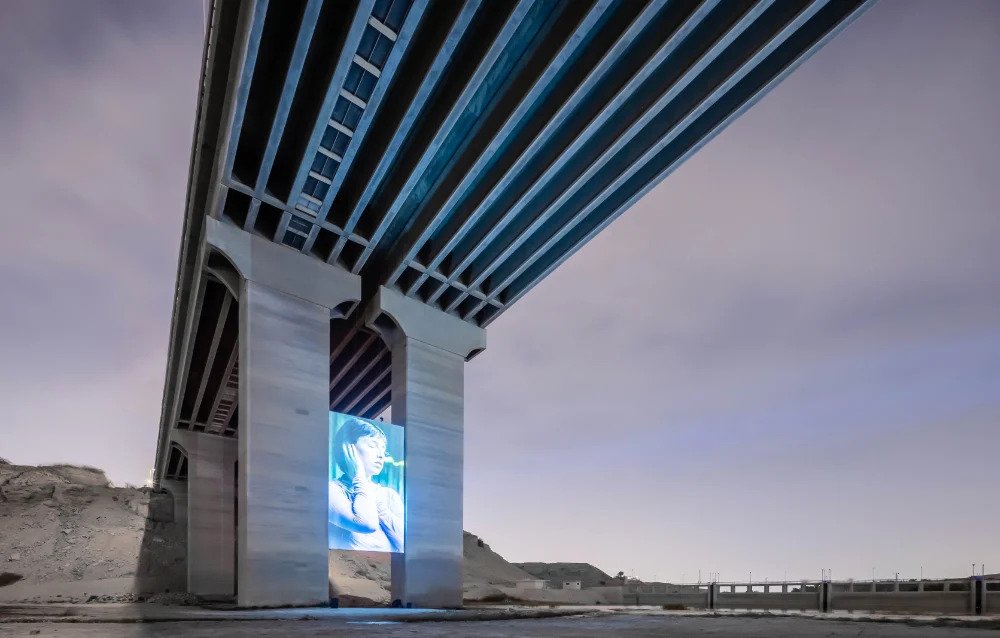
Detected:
left=2, top=612, right=999, bottom=637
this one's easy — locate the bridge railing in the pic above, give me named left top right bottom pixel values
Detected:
left=622, top=578, right=1000, bottom=615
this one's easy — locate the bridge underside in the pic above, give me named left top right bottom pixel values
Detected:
left=155, top=0, right=871, bottom=608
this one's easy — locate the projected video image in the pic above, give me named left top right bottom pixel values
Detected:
left=328, top=412, right=404, bottom=553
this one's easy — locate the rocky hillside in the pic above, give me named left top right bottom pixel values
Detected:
left=0, top=459, right=185, bottom=603
left=0, top=459, right=545, bottom=605
left=516, top=562, right=615, bottom=588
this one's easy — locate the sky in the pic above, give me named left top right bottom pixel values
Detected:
left=1, top=0, right=998, bottom=584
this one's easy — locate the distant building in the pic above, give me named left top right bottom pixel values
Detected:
left=562, top=581, right=582, bottom=590
left=515, top=579, right=548, bottom=590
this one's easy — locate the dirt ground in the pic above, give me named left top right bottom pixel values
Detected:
left=0, top=459, right=610, bottom=606
left=2, top=610, right=1000, bottom=637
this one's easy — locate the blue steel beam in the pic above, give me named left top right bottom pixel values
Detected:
left=382, top=0, right=673, bottom=298
left=300, top=1, right=429, bottom=256
left=357, top=383, right=391, bottom=419
left=351, top=0, right=536, bottom=273
left=274, top=0, right=377, bottom=239
left=475, top=0, right=874, bottom=325
left=332, top=349, right=391, bottom=410
left=253, top=0, right=323, bottom=219
left=342, top=366, right=391, bottom=415
left=443, top=0, right=779, bottom=314
left=324, top=0, right=485, bottom=268
left=348, top=0, right=540, bottom=274
left=329, top=332, right=378, bottom=391
left=407, top=0, right=724, bottom=309
left=383, top=0, right=620, bottom=296
left=214, top=0, right=268, bottom=220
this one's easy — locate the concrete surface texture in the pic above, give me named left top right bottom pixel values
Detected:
left=236, top=279, right=333, bottom=608
left=2, top=608, right=1000, bottom=637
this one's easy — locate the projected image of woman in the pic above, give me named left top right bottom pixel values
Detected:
left=328, top=417, right=403, bottom=552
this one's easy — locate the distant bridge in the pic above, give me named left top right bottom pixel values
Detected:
left=627, top=577, right=999, bottom=615
left=154, top=0, right=872, bottom=608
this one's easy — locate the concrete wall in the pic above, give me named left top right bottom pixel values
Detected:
left=637, top=591, right=710, bottom=608
left=718, top=592, right=818, bottom=611
left=831, top=591, right=969, bottom=614
left=984, top=584, right=1000, bottom=614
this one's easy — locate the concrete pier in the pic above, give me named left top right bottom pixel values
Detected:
left=236, top=281, right=331, bottom=607
left=183, top=433, right=237, bottom=598
left=367, top=287, right=486, bottom=608
left=206, top=219, right=360, bottom=607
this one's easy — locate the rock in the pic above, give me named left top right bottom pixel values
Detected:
left=8, top=553, right=20, bottom=561
left=0, top=572, right=23, bottom=587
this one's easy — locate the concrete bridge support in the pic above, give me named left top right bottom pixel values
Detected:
left=180, top=431, right=237, bottom=598
left=207, top=219, right=362, bottom=607
left=366, top=287, right=486, bottom=608
left=235, top=281, right=332, bottom=606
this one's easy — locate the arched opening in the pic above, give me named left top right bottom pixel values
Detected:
left=206, top=250, right=242, bottom=300
left=164, top=442, right=189, bottom=481
left=176, top=273, right=240, bottom=438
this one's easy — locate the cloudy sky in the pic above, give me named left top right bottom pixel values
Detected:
left=1, top=0, right=997, bottom=584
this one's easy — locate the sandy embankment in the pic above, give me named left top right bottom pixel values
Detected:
left=1, top=459, right=621, bottom=605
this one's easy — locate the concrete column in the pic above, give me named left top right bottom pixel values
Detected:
left=151, top=476, right=189, bottom=595
left=205, top=218, right=362, bottom=607
left=366, top=287, right=486, bottom=609
left=236, top=281, right=332, bottom=606
left=185, top=433, right=237, bottom=598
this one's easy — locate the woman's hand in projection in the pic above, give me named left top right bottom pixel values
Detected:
left=343, top=444, right=369, bottom=483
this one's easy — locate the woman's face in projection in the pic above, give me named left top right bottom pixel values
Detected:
left=355, top=434, right=386, bottom=476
